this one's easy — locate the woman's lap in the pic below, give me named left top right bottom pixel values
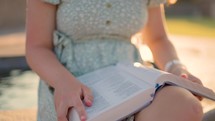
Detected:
left=135, top=86, right=203, bottom=121
left=38, top=81, right=203, bottom=121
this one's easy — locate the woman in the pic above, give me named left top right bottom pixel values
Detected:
left=26, top=0, right=203, bottom=121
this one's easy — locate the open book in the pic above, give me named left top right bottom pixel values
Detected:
left=69, top=62, right=215, bottom=121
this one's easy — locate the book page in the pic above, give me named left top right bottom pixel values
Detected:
left=157, top=74, right=215, bottom=101
left=116, top=62, right=164, bottom=85
left=69, top=62, right=215, bottom=121
left=77, top=65, right=152, bottom=119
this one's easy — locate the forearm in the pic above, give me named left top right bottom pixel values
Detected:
left=141, top=6, right=182, bottom=71
left=146, top=38, right=180, bottom=71
left=26, top=46, right=77, bottom=88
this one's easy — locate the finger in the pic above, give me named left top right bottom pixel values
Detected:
left=82, top=87, right=93, bottom=107
left=74, top=100, right=87, bottom=121
left=182, top=75, right=204, bottom=101
left=191, top=77, right=203, bottom=85
left=56, top=102, right=69, bottom=121
left=180, top=73, right=188, bottom=78
left=84, top=96, right=93, bottom=107
left=195, top=95, right=203, bottom=101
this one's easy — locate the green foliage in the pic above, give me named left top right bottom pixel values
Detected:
left=166, top=16, right=215, bottom=39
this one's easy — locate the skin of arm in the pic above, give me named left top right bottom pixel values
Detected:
left=141, top=5, right=179, bottom=70
left=26, top=1, right=93, bottom=121
left=140, top=5, right=203, bottom=100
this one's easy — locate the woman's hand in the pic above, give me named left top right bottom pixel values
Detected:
left=170, top=65, right=203, bottom=101
left=54, top=79, right=93, bottom=121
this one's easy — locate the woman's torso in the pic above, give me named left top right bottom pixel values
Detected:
left=56, top=0, right=148, bottom=40
left=43, top=0, right=165, bottom=76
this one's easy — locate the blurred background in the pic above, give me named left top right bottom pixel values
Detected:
left=0, top=0, right=215, bottom=120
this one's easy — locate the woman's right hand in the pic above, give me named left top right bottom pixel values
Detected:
left=54, top=79, right=93, bottom=121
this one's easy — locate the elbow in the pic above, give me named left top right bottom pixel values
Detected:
left=25, top=39, right=53, bottom=69
left=25, top=43, right=42, bottom=69
left=25, top=42, right=54, bottom=70
left=25, top=44, right=35, bottom=69
left=145, top=35, right=170, bottom=49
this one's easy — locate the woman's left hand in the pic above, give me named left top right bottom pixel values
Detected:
left=169, top=66, right=203, bottom=101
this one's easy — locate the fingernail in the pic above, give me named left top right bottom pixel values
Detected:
left=81, top=116, right=86, bottom=121
left=181, top=73, right=188, bottom=78
left=86, top=100, right=92, bottom=106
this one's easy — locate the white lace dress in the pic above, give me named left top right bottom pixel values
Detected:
left=38, top=0, right=166, bottom=121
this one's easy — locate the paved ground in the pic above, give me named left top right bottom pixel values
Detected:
left=0, top=32, right=215, bottom=120
left=0, top=32, right=25, bottom=57
left=0, top=108, right=37, bottom=121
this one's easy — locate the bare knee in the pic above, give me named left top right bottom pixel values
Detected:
left=135, top=86, right=203, bottom=121
left=182, top=95, right=203, bottom=121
